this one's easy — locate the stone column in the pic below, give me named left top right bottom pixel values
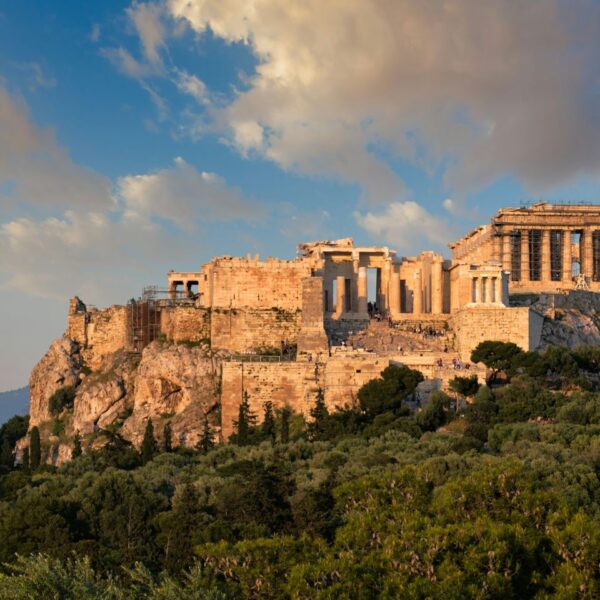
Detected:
left=413, top=269, right=423, bottom=314
left=381, top=260, right=391, bottom=313
left=389, top=270, right=400, bottom=316
left=494, top=276, right=503, bottom=304
left=541, top=229, right=551, bottom=281
left=351, top=256, right=359, bottom=313
left=583, top=228, right=593, bottom=278
left=335, top=275, right=345, bottom=316
left=502, top=230, right=512, bottom=273
left=431, top=260, right=443, bottom=314
left=563, top=229, right=572, bottom=283
left=520, top=229, right=529, bottom=282
left=357, top=267, right=368, bottom=315
left=375, top=268, right=382, bottom=311
left=473, top=277, right=480, bottom=303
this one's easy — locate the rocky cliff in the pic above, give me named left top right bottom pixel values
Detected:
left=25, top=337, right=221, bottom=466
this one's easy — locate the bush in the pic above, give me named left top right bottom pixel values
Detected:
left=48, top=386, right=76, bottom=416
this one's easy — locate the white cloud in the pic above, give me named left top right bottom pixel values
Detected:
left=166, top=0, right=600, bottom=202
left=127, top=2, right=166, bottom=66
left=117, top=157, right=265, bottom=229
left=354, top=202, right=452, bottom=254
left=90, top=23, right=101, bottom=43
left=175, top=70, right=209, bottom=105
left=0, top=86, right=114, bottom=212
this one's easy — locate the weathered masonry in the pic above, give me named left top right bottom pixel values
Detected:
left=450, top=203, right=600, bottom=293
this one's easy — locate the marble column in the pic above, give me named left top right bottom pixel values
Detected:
left=351, top=256, right=359, bottom=313
left=335, top=275, right=345, bottom=316
left=502, top=230, right=512, bottom=273
left=381, top=261, right=391, bottom=313
left=520, top=229, right=529, bottom=282
left=541, top=229, right=551, bottom=282
left=494, top=276, right=503, bottom=304
left=473, top=277, right=480, bottom=303
left=413, top=269, right=423, bottom=314
left=357, top=267, right=368, bottom=315
left=583, top=228, right=593, bottom=278
left=389, top=270, right=400, bottom=316
left=563, top=229, right=572, bottom=283
left=432, top=260, right=443, bottom=314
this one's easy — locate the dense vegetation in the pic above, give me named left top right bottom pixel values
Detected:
left=1, top=343, right=600, bottom=598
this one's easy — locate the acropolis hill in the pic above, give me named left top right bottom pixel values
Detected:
left=23, top=202, right=600, bottom=463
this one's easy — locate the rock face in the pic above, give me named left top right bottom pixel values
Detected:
left=29, top=337, right=82, bottom=428
left=26, top=338, right=220, bottom=463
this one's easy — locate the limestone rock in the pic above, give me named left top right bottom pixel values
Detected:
left=29, top=337, right=82, bottom=428
left=120, top=342, right=220, bottom=448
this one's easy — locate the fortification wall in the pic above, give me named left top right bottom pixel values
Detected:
left=160, top=306, right=210, bottom=342
left=83, top=306, right=129, bottom=368
left=453, top=306, right=544, bottom=359
left=211, top=308, right=302, bottom=353
left=204, top=258, right=312, bottom=310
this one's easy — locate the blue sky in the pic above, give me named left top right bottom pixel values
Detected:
left=2, top=0, right=600, bottom=390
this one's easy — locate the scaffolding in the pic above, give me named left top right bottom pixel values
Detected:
left=550, top=230, right=563, bottom=281
left=528, top=229, right=542, bottom=281
left=128, top=299, right=161, bottom=352
left=510, top=230, right=522, bottom=281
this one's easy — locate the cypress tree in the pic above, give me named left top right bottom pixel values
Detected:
left=280, top=406, right=291, bottom=444
left=309, top=388, right=328, bottom=440
left=198, top=416, right=214, bottom=453
left=262, top=401, right=276, bottom=445
left=141, top=419, right=158, bottom=464
left=72, top=432, right=82, bottom=459
left=0, top=437, right=13, bottom=469
left=29, top=426, right=41, bottom=470
left=234, top=391, right=256, bottom=446
left=163, top=422, right=173, bottom=453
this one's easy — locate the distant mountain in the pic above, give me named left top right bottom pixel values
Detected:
left=0, top=386, right=29, bottom=425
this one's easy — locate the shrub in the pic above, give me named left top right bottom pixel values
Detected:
left=48, top=386, right=76, bottom=416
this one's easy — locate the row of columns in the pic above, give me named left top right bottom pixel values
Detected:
left=471, top=276, right=503, bottom=304
left=330, top=260, right=444, bottom=317
left=501, top=228, right=596, bottom=283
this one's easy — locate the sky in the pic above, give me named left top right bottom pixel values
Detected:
left=2, top=0, right=600, bottom=391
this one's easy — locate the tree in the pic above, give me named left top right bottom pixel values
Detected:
left=448, top=375, right=481, bottom=410
left=198, top=416, right=214, bottom=453
left=29, top=427, right=41, bottom=470
left=416, top=391, right=452, bottom=432
left=0, top=437, right=13, bottom=470
left=48, top=386, right=76, bottom=417
left=280, top=406, right=291, bottom=444
left=471, top=341, right=523, bottom=383
left=71, top=433, right=82, bottom=459
left=262, top=401, right=276, bottom=444
left=309, top=388, right=328, bottom=439
left=21, top=446, right=29, bottom=472
left=233, top=391, right=257, bottom=446
left=163, top=422, right=173, bottom=453
left=141, top=419, right=158, bottom=464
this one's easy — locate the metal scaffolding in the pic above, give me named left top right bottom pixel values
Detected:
left=550, top=230, right=563, bottom=281
left=528, top=229, right=542, bottom=281
left=128, top=299, right=161, bottom=352
left=510, top=230, right=522, bottom=281
left=593, top=231, right=600, bottom=282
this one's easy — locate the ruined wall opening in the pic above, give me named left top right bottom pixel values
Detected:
left=400, top=280, right=407, bottom=312
left=550, top=230, right=563, bottom=281
left=170, top=281, right=183, bottom=298
left=510, top=230, right=522, bottom=281
left=572, top=232, right=581, bottom=277
left=331, top=278, right=337, bottom=312
left=344, top=278, right=352, bottom=312
left=367, top=268, right=378, bottom=308
left=186, top=281, right=199, bottom=297
left=528, top=229, right=542, bottom=281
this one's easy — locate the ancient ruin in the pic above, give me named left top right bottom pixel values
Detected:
left=24, top=202, right=600, bottom=461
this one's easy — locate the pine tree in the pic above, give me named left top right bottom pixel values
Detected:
left=21, top=447, right=29, bottom=472
left=141, top=419, right=158, bottom=464
left=280, top=406, right=291, bottom=444
left=197, top=416, right=214, bottom=453
left=262, top=401, right=276, bottom=445
left=29, top=426, right=41, bottom=470
left=0, top=437, right=13, bottom=469
left=163, top=422, right=173, bottom=453
left=309, top=388, right=328, bottom=440
left=234, top=391, right=257, bottom=446
left=72, top=432, right=82, bottom=459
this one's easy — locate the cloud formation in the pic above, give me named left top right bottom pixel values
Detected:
left=166, top=0, right=600, bottom=201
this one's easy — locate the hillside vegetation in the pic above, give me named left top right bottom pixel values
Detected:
left=1, top=343, right=600, bottom=598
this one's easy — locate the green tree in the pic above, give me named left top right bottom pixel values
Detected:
left=309, top=388, right=328, bottom=439
left=280, top=406, right=291, bottom=443
left=48, top=386, right=76, bottom=416
left=233, top=391, right=256, bottom=446
left=262, top=401, right=276, bottom=444
left=198, top=416, right=215, bottom=453
left=0, top=437, right=13, bottom=470
left=416, top=391, right=452, bottom=431
left=141, top=419, right=158, bottom=464
left=449, top=375, right=480, bottom=398
left=71, top=433, right=82, bottom=459
left=21, top=447, right=29, bottom=472
left=471, top=340, right=523, bottom=383
left=163, top=422, right=173, bottom=453
left=29, top=427, right=41, bottom=470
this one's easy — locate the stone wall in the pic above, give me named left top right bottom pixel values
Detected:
left=160, top=306, right=210, bottom=342
left=211, top=308, right=302, bottom=353
left=82, top=306, right=129, bottom=369
left=453, top=306, right=544, bottom=359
